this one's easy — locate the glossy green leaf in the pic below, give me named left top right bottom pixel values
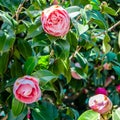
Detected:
left=17, top=39, right=32, bottom=59
left=12, top=98, right=25, bottom=116
left=49, top=59, right=71, bottom=83
left=0, top=11, right=18, bottom=27
left=8, top=108, right=27, bottom=120
left=72, top=19, right=89, bottom=35
left=26, top=24, right=43, bottom=39
left=112, top=108, right=120, bottom=120
left=102, top=34, right=111, bottom=54
left=66, top=6, right=80, bottom=18
left=24, top=56, right=38, bottom=74
left=86, top=10, right=108, bottom=29
left=0, top=0, right=24, bottom=14
left=112, top=66, right=120, bottom=76
left=0, top=30, right=15, bottom=53
left=66, top=31, right=78, bottom=52
left=103, top=6, right=117, bottom=16
left=78, top=110, right=100, bottom=120
left=11, top=60, right=23, bottom=78
left=32, top=101, right=58, bottom=120
left=53, top=39, right=70, bottom=60
left=32, top=33, right=50, bottom=47
left=0, top=52, right=9, bottom=75
left=32, top=70, right=58, bottom=85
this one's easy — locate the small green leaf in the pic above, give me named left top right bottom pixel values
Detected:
left=12, top=98, right=25, bottom=116
left=78, top=110, right=100, bottom=120
left=24, top=56, right=38, bottom=74
left=37, top=55, right=50, bottom=70
left=102, top=34, right=111, bottom=54
left=32, top=70, right=58, bottom=85
left=103, top=6, right=117, bottom=16
left=112, top=108, right=120, bottom=120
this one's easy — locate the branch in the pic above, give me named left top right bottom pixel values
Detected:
left=13, top=0, right=28, bottom=20
left=92, top=20, right=120, bottom=38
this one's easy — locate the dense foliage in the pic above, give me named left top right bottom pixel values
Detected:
left=0, top=0, right=120, bottom=120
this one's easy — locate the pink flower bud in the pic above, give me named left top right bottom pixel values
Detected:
left=116, top=85, right=120, bottom=93
left=13, top=76, right=41, bottom=104
left=71, top=70, right=81, bottom=80
left=95, top=87, right=108, bottom=96
left=89, top=94, right=112, bottom=114
left=103, top=63, right=111, bottom=70
left=41, top=5, right=70, bottom=37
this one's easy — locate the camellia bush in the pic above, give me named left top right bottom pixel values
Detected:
left=0, top=0, right=120, bottom=120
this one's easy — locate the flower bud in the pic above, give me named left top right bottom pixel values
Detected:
left=95, top=87, right=108, bottom=96
left=116, top=85, right=120, bottom=93
left=89, top=94, right=112, bottom=114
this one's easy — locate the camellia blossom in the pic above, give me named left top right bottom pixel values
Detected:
left=41, top=5, right=70, bottom=37
left=95, top=87, right=108, bottom=96
left=116, top=85, right=120, bottom=93
left=89, top=94, right=112, bottom=114
left=13, top=76, right=41, bottom=104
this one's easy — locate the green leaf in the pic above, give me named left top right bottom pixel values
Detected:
left=0, top=30, right=15, bottom=53
left=66, top=31, right=78, bottom=52
left=90, top=0, right=100, bottom=10
left=86, top=10, right=108, bottom=29
left=66, top=6, right=80, bottom=18
left=76, top=52, right=88, bottom=68
left=112, top=108, right=120, bottom=120
left=106, top=52, right=116, bottom=62
left=103, top=6, right=117, bottom=16
left=49, top=59, right=71, bottom=83
left=118, top=31, right=120, bottom=48
left=112, top=66, right=120, bottom=76
left=26, top=24, right=43, bottom=39
left=0, top=52, right=9, bottom=75
left=72, top=19, right=89, bottom=35
left=11, top=60, right=23, bottom=78
left=17, top=39, right=32, bottom=59
left=53, top=39, right=70, bottom=60
left=8, top=108, right=27, bottom=120
left=102, top=34, right=111, bottom=54
left=0, top=0, right=24, bottom=14
left=12, top=98, right=25, bottom=116
left=0, top=10, right=18, bottom=27
left=37, top=55, right=50, bottom=70
left=32, top=33, right=50, bottom=47
left=32, top=70, right=58, bottom=86
left=78, top=110, right=100, bottom=120
left=24, top=56, right=38, bottom=74
left=32, top=101, right=58, bottom=120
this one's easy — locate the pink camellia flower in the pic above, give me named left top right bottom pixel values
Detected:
left=41, top=5, right=70, bottom=37
left=13, top=76, right=41, bottom=104
left=89, top=94, right=112, bottom=114
left=95, top=87, right=108, bottom=96
left=116, top=85, right=120, bottom=93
